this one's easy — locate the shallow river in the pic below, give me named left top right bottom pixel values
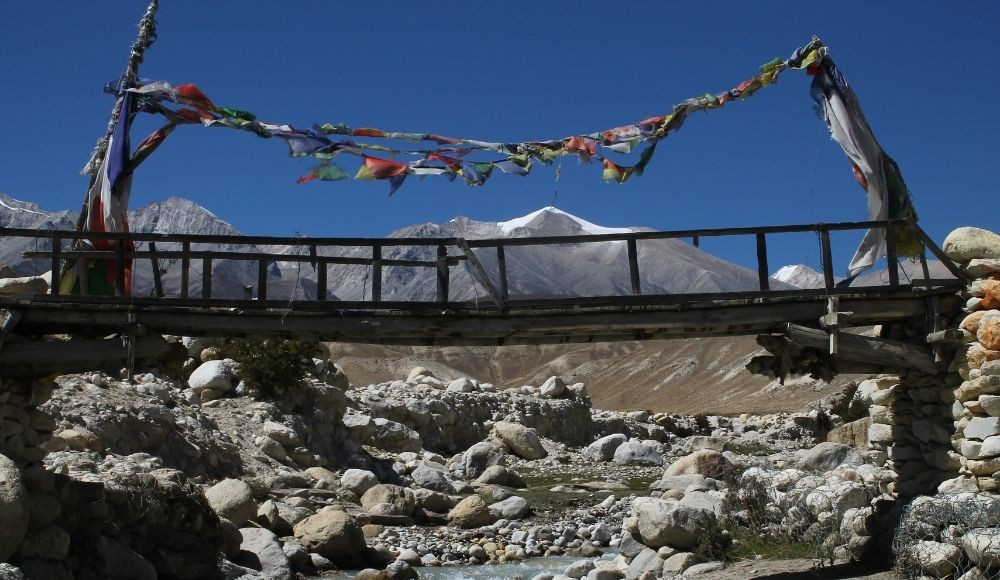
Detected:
left=326, top=555, right=596, bottom=579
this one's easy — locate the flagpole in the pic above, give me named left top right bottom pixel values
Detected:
left=74, top=0, right=160, bottom=230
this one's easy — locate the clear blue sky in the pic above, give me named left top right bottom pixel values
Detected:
left=1, top=1, right=997, bottom=274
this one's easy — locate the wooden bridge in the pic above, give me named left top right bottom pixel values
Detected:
left=0, top=220, right=967, bottom=377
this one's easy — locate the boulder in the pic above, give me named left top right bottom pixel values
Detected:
left=474, top=465, right=526, bottom=488
left=304, top=467, right=339, bottom=488
left=650, top=474, right=721, bottom=493
left=634, top=497, right=716, bottom=549
left=492, top=422, right=547, bottom=460
left=360, top=484, right=415, bottom=517
left=911, top=540, right=961, bottom=577
left=234, top=527, right=291, bottom=580
left=662, top=552, right=700, bottom=575
left=962, top=528, right=1000, bottom=567
left=341, top=469, right=378, bottom=496
left=488, top=495, right=528, bottom=519
left=0, top=453, right=28, bottom=561
left=205, top=479, right=257, bottom=526
left=410, top=465, right=456, bottom=494
left=446, top=378, right=475, bottom=393
left=371, top=418, right=422, bottom=453
left=625, top=547, right=662, bottom=580
left=581, top=434, right=627, bottom=462
left=462, top=442, right=506, bottom=478
left=293, top=509, right=367, bottom=567
left=943, top=227, right=1000, bottom=262
left=187, top=359, right=239, bottom=394
left=256, top=500, right=311, bottom=535
left=261, top=421, right=299, bottom=446
left=826, top=418, right=871, bottom=448
left=406, top=366, right=434, bottom=383
left=447, top=495, right=496, bottom=529
left=539, top=376, right=566, bottom=398
left=796, top=442, right=863, bottom=471
left=613, top=440, right=663, bottom=466
left=662, top=450, right=732, bottom=480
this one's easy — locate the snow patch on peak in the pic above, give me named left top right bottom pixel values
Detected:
left=497, top=206, right=633, bottom=235
left=771, top=264, right=825, bottom=289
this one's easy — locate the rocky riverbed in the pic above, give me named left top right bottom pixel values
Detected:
left=0, top=333, right=908, bottom=580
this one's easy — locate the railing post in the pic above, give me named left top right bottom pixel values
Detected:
left=180, top=241, right=190, bottom=299
left=149, top=242, right=164, bottom=298
left=114, top=239, right=126, bottom=296
left=885, top=222, right=899, bottom=288
left=496, top=242, right=508, bottom=303
left=436, top=244, right=449, bottom=303
left=50, top=236, right=61, bottom=296
left=202, top=257, right=212, bottom=299
left=821, top=228, right=835, bottom=290
left=756, top=233, right=769, bottom=292
left=257, top=258, right=268, bottom=300
left=317, top=260, right=327, bottom=301
left=692, top=235, right=699, bottom=248
left=627, top=238, right=641, bottom=296
left=371, top=244, right=382, bottom=302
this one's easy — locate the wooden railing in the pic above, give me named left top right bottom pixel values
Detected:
left=4, top=219, right=966, bottom=310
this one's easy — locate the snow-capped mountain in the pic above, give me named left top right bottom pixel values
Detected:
left=770, top=264, right=827, bottom=289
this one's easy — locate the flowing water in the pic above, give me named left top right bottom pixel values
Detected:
left=325, top=555, right=601, bottom=579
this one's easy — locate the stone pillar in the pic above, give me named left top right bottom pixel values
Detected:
left=941, top=227, right=1000, bottom=493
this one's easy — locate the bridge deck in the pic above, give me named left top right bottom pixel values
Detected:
left=0, top=219, right=966, bottom=346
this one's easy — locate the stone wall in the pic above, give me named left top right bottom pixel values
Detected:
left=0, top=377, right=224, bottom=579
left=943, top=227, right=1000, bottom=493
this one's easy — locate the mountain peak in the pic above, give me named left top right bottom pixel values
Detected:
left=497, top=206, right=633, bottom=236
left=771, top=264, right=826, bottom=289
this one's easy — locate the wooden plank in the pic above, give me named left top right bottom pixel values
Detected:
left=0, top=333, right=169, bottom=378
left=456, top=238, right=504, bottom=309
left=257, top=258, right=268, bottom=300
left=436, top=244, right=449, bottom=303
left=0, top=218, right=917, bottom=249
left=821, top=229, right=834, bottom=290
left=756, top=233, right=769, bottom=293
left=202, top=257, right=212, bottom=299
left=181, top=241, right=190, bottom=299
left=785, top=323, right=938, bottom=374
left=496, top=243, right=509, bottom=302
left=149, top=242, right=164, bottom=298
left=926, top=328, right=973, bottom=344
left=627, top=239, right=641, bottom=296
left=913, top=224, right=970, bottom=282
left=885, top=223, right=899, bottom=287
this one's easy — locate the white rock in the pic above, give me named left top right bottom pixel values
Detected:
left=187, top=359, right=239, bottom=393
left=963, top=528, right=1000, bottom=567
left=612, top=439, right=663, bottom=466
left=493, top=422, right=547, bottom=460
left=980, top=395, right=1000, bottom=417
left=943, top=227, right=1000, bottom=262
left=340, top=469, right=378, bottom=496
left=582, top=434, right=627, bottom=462
left=236, top=527, right=291, bottom=580
left=539, top=376, right=566, bottom=398
left=965, top=416, right=1000, bottom=441
left=489, top=496, right=528, bottom=520
left=634, top=497, right=715, bottom=549
left=262, top=421, right=299, bottom=446
left=446, top=378, right=475, bottom=393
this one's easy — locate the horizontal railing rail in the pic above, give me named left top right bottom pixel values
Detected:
left=2, top=219, right=966, bottom=308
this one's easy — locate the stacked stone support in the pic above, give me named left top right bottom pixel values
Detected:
left=943, top=227, right=1000, bottom=493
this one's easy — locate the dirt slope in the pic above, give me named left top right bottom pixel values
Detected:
left=326, top=336, right=854, bottom=415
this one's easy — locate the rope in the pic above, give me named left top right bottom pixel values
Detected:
left=81, top=0, right=160, bottom=177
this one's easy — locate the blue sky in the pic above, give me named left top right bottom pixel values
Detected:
left=1, top=1, right=997, bottom=274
